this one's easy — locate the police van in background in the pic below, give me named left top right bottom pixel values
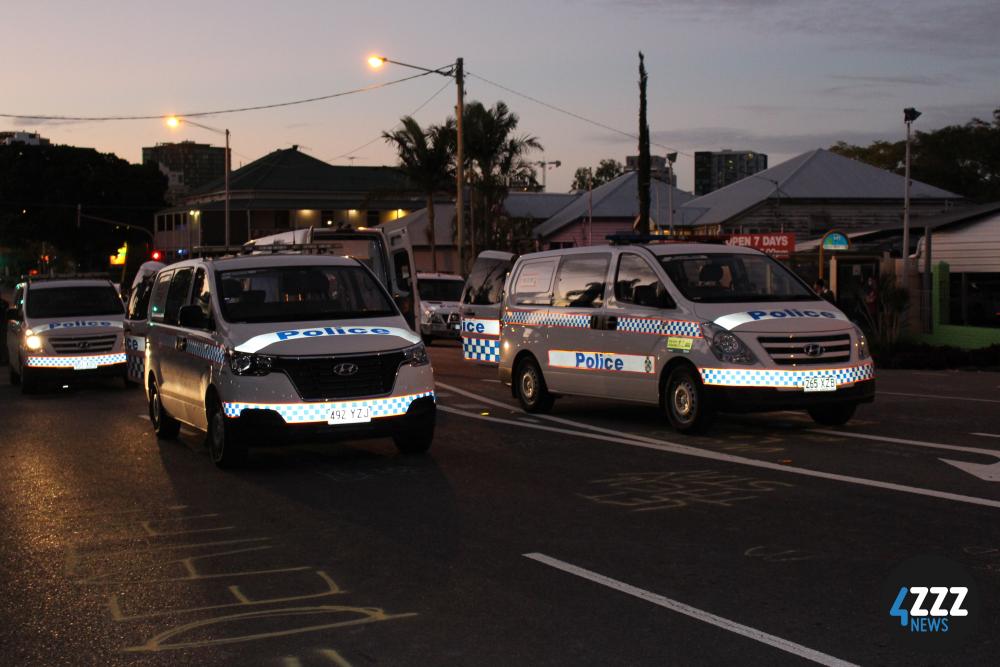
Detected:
left=122, top=260, right=164, bottom=385
left=243, top=219, right=421, bottom=331
left=6, top=276, right=127, bottom=393
left=417, top=272, right=464, bottom=344
left=462, top=241, right=874, bottom=432
left=144, top=253, right=435, bottom=467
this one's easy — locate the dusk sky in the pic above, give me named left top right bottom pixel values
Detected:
left=3, top=0, right=997, bottom=192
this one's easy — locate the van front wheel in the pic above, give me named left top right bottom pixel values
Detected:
left=515, top=357, right=554, bottom=414
left=207, top=399, right=247, bottom=468
left=664, top=366, right=714, bottom=433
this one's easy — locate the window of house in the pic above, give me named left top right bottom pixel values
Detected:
left=948, top=272, right=1000, bottom=329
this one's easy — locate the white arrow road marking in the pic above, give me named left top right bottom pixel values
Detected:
left=438, top=405, right=1000, bottom=509
left=524, top=553, right=858, bottom=667
left=972, top=432, right=1000, bottom=439
left=811, top=429, right=1000, bottom=482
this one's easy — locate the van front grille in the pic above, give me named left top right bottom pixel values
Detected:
left=49, top=334, right=118, bottom=354
left=757, top=333, right=852, bottom=366
left=271, top=352, right=405, bottom=400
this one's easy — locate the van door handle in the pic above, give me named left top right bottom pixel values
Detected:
left=175, top=336, right=187, bottom=351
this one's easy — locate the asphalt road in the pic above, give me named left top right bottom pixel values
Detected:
left=1, top=341, right=999, bottom=666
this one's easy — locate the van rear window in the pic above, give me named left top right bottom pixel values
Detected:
left=462, top=258, right=511, bottom=306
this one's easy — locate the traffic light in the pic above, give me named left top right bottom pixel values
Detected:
left=150, top=250, right=163, bottom=261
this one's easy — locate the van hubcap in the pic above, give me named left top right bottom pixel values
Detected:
left=151, top=392, right=161, bottom=426
left=521, top=370, right=537, bottom=401
left=673, top=381, right=695, bottom=421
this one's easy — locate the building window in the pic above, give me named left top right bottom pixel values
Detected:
left=948, top=272, right=1000, bottom=329
left=548, top=241, right=575, bottom=250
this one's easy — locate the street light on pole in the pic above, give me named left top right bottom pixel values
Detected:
left=901, top=107, right=921, bottom=292
left=368, top=54, right=466, bottom=272
left=665, top=152, right=677, bottom=234
left=165, top=115, right=231, bottom=249
left=532, top=160, right=561, bottom=191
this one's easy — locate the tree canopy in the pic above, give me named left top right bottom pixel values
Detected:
left=570, top=159, right=625, bottom=191
left=830, top=108, right=1000, bottom=203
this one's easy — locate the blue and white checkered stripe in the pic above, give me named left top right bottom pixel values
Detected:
left=504, top=310, right=591, bottom=328
left=127, top=352, right=144, bottom=382
left=25, top=353, right=127, bottom=369
left=463, top=337, right=500, bottom=363
left=700, top=362, right=875, bottom=388
left=187, top=340, right=226, bottom=365
left=617, top=317, right=703, bottom=338
left=223, top=391, right=435, bottom=424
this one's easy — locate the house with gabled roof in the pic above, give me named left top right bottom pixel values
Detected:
left=678, top=148, right=965, bottom=240
left=152, top=146, right=429, bottom=260
left=532, top=171, right=694, bottom=249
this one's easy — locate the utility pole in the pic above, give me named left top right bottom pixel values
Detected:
left=455, top=57, right=465, bottom=274
left=225, top=128, right=231, bottom=249
left=666, top=152, right=677, bottom=234
left=902, top=107, right=921, bottom=292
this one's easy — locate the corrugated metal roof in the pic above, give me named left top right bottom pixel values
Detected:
left=679, top=148, right=963, bottom=227
left=533, top=171, right=694, bottom=238
left=503, top=192, right=579, bottom=219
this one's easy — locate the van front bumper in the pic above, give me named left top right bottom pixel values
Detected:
left=221, top=393, right=436, bottom=445
left=706, top=380, right=875, bottom=413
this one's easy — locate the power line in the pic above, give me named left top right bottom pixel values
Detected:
left=329, top=77, right=454, bottom=162
left=0, top=71, right=435, bottom=122
left=467, top=71, right=692, bottom=158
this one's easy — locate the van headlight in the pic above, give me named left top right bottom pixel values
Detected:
left=855, top=329, right=870, bottom=360
left=25, top=331, right=43, bottom=351
left=702, top=322, right=756, bottom=365
left=229, top=352, right=273, bottom=376
left=401, top=343, right=430, bottom=367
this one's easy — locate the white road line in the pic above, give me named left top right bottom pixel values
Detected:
left=972, top=433, right=1000, bottom=439
left=879, top=391, right=1000, bottom=404
left=810, top=429, right=1000, bottom=459
left=438, top=405, right=1000, bottom=509
left=523, top=552, right=857, bottom=667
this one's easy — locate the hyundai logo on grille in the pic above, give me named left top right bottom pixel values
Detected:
left=803, top=343, right=824, bottom=357
left=77, top=341, right=91, bottom=351
left=332, top=362, right=359, bottom=376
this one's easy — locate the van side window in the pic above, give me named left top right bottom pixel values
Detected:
left=163, top=268, right=193, bottom=325
left=148, top=270, right=173, bottom=322
left=552, top=253, right=610, bottom=308
left=511, top=259, right=556, bottom=306
left=393, top=250, right=412, bottom=291
left=615, top=254, right=676, bottom=309
left=190, top=268, right=214, bottom=328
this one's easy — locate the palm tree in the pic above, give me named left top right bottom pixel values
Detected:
left=383, top=116, right=452, bottom=272
left=450, top=101, right=542, bottom=253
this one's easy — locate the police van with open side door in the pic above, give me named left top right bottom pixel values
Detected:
left=145, top=253, right=435, bottom=467
left=460, top=240, right=874, bottom=432
left=244, top=219, right=421, bottom=331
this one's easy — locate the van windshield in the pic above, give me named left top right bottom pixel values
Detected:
left=27, top=285, right=124, bottom=318
left=658, top=253, right=815, bottom=303
left=419, top=279, right=465, bottom=302
left=216, top=265, right=397, bottom=323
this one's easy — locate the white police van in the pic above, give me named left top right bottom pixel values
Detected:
left=463, top=242, right=874, bottom=432
left=417, top=272, right=464, bottom=344
left=123, top=260, right=165, bottom=385
left=145, top=254, right=435, bottom=467
left=5, top=276, right=127, bottom=393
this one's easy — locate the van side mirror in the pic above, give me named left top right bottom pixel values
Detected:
left=178, top=304, right=207, bottom=329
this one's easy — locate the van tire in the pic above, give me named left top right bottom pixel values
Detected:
left=807, top=403, right=856, bottom=426
left=148, top=380, right=181, bottom=439
left=515, top=357, right=555, bottom=414
left=207, top=398, right=247, bottom=468
left=9, top=363, right=21, bottom=386
left=393, top=411, right=435, bottom=455
left=20, top=365, right=41, bottom=395
left=664, top=366, right=714, bottom=433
